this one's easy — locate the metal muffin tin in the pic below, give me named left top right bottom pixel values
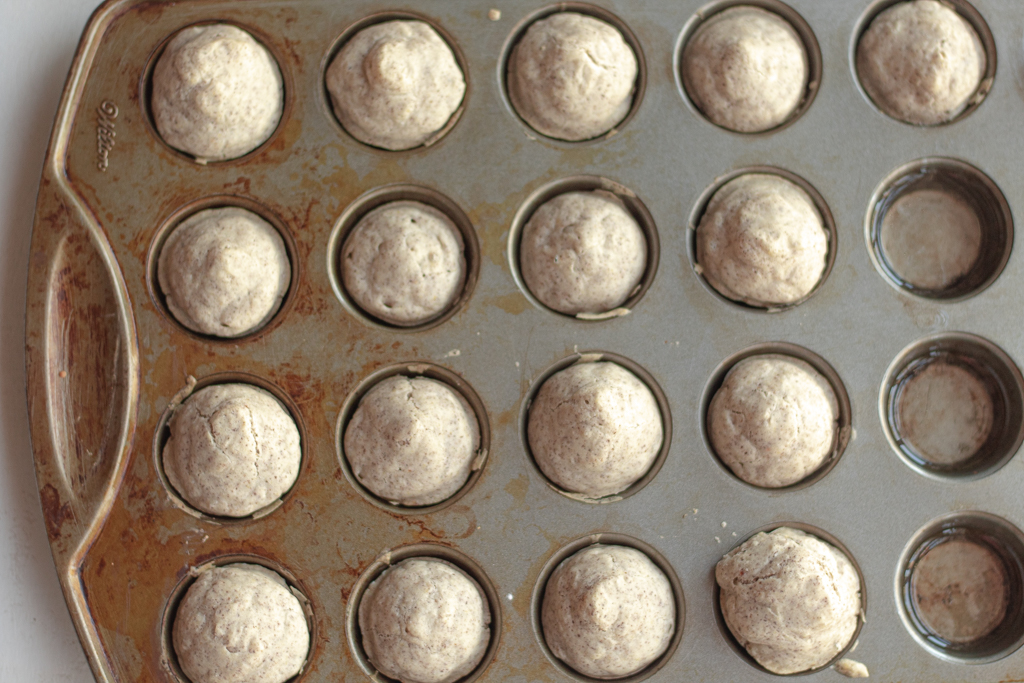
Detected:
left=25, top=0, right=1024, bottom=680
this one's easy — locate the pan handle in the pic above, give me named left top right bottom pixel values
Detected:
left=26, top=170, right=139, bottom=682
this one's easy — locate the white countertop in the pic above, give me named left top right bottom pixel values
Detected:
left=1, top=0, right=107, bottom=679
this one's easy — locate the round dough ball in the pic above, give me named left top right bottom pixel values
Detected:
left=708, top=355, right=838, bottom=488
left=173, top=564, right=309, bottom=683
left=520, top=191, right=647, bottom=315
left=344, top=376, right=480, bottom=506
left=716, top=527, right=861, bottom=675
left=359, top=558, right=490, bottom=683
left=682, top=6, right=809, bottom=133
left=542, top=544, right=675, bottom=678
left=528, top=362, right=663, bottom=498
left=158, top=207, right=291, bottom=337
left=326, top=20, right=466, bottom=150
left=341, top=201, right=466, bottom=325
left=152, top=24, right=284, bottom=160
left=507, top=12, right=638, bottom=141
left=856, top=0, right=986, bottom=125
left=163, top=384, right=301, bottom=517
left=696, top=173, right=827, bottom=307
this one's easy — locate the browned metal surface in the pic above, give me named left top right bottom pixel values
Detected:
left=26, top=0, right=1024, bottom=681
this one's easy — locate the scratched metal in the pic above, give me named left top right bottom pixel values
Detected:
left=25, top=0, right=1024, bottom=681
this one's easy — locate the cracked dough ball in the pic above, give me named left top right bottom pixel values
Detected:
left=717, top=527, right=861, bottom=675
left=341, top=201, right=465, bottom=325
left=326, top=20, right=466, bottom=150
left=344, top=376, right=480, bottom=506
left=528, top=362, right=662, bottom=498
left=682, top=6, right=809, bottom=133
left=359, top=558, right=490, bottom=683
left=173, top=564, right=309, bottom=683
left=159, top=207, right=290, bottom=337
left=696, top=173, right=827, bottom=307
left=520, top=191, right=646, bottom=315
left=508, top=12, right=638, bottom=141
left=163, top=384, right=301, bottom=517
left=542, top=544, right=675, bottom=678
left=857, top=0, right=986, bottom=125
left=152, top=24, right=283, bottom=160
left=708, top=355, right=838, bottom=488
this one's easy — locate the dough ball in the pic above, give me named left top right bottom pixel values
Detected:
left=542, top=544, right=675, bottom=678
left=708, top=355, right=838, bottom=488
left=326, top=20, right=466, bottom=150
left=520, top=191, right=647, bottom=315
left=158, top=207, right=290, bottom=337
left=173, top=564, right=309, bottom=683
left=528, top=362, right=662, bottom=498
left=163, top=384, right=301, bottom=517
left=716, top=527, right=861, bottom=675
left=856, top=0, right=986, bottom=125
left=696, top=173, right=827, bottom=307
left=341, top=201, right=465, bottom=325
left=508, top=12, right=638, bottom=141
left=682, top=6, right=808, bottom=133
left=344, top=376, right=480, bottom=506
left=152, top=24, right=284, bottom=160
left=359, top=558, right=490, bottom=683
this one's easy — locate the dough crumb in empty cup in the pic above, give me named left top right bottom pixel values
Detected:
left=879, top=187, right=982, bottom=291
left=507, top=12, right=638, bottom=141
left=326, top=20, right=466, bottom=150
left=682, top=6, right=809, bottom=133
left=151, top=24, right=284, bottom=161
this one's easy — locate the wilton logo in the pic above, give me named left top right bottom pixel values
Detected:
left=96, top=100, right=117, bottom=171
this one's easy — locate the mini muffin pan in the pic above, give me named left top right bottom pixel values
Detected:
left=25, top=0, right=1024, bottom=681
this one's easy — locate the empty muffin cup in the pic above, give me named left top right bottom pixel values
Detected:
left=881, top=333, right=1024, bottom=480
left=897, top=512, right=1024, bottom=663
left=867, top=158, right=1012, bottom=300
